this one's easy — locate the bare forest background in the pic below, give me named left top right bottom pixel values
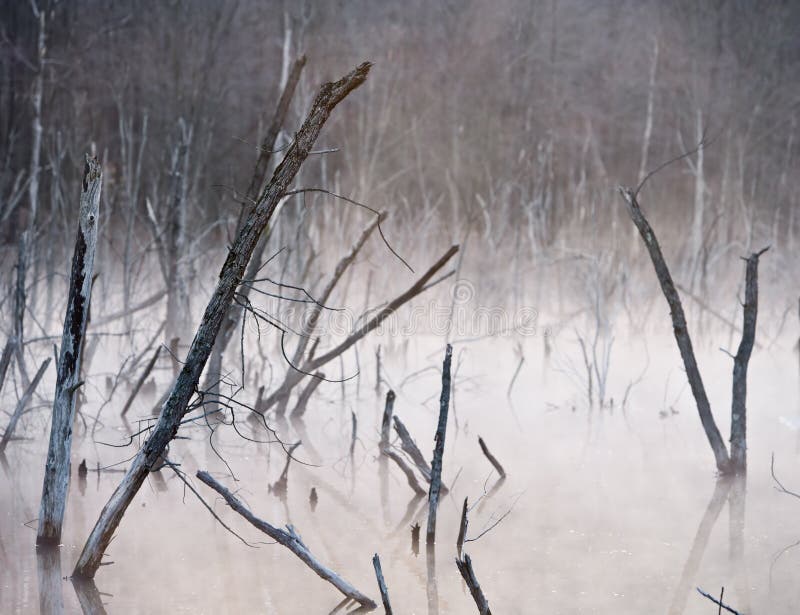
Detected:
left=2, top=0, right=799, bottom=321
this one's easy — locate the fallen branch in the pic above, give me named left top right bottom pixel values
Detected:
left=196, top=470, right=376, bottom=609
left=478, top=436, right=506, bottom=479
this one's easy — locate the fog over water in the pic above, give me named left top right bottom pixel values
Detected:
left=1, top=1, right=800, bottom=614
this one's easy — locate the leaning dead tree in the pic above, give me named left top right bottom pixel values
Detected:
left=427, top=344, right=452, bottom=545
left=259, top=244, right=459, bottom=414
left=618, top=187, right=766, bottom=474
left=38, top=156, right=102, bottom=545
left=197, top=471, right=376, bottom=609
left=73, top=62, right=373, bottom=579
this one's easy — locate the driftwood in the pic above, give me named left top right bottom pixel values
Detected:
left=372, top=553, right=393, bottom=614
left=73, top=62, right=372, bottom=579
left=0, top=357, right=51, bottom=455
left=427, top=344, right=452, bottom=545
left=478, top=437, right=506, bottom=479
left=456, top=497, right=468, bottom=558
left=38, top=156, right=102, bottom=545
left=196, top=470, right=376, bottom=609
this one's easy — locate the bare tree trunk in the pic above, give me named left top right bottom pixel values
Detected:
left=618, top=188, right=730, bottom=473
left=196, top=470, right=377, bottom=609
left=730, top=248, right=768, bottom=472
left=426, top=344, right=452, bottom=545
left=73, top=62, right=372, bottom=579
left=372, top=553, right=393, bottom=614
left=37, top=156, right=102, bottom=545
left=455, top=553, right=492, bottom=615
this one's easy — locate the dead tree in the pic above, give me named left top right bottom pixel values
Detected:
left=454, top=497, right=492, bottom=615
left=197, top=470, right=376, bottom=609
left=730, top=248, right=769, bottom=470
left=73, top=62, right=372, bottom=579
left=0, top=232, right=30, bottom=396
left=261, top=245, right=459, bottom=413
left=618, top=187, right=766, bottom=475
left=0, top=358, right=51, bottom=455
left=455, top=554, right=492, bottom=615
left=37, top=156, right=102, bottom=545
left=427, top=344, right=452, bottom=545
left=120, top=345, right=161, bottom=418
left=372, top=553, right=393, bottom=614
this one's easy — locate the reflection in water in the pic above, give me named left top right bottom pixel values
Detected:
left=36, top=545, right=62, bottom=615
left=71, top=577, right=108, bottom=615
left=668, top=478, right=732, bottom=615
left=411, top=522, right=421, bottom=556
left=728, top=476, right=751, bottom=613
left=426, top=543, right=439, bottom=615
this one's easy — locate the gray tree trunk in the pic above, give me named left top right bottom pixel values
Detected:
left=730, top=248, right=768, bottom=471
left=37, top=156, right=102, bottom=544
left=619, top=188, right=730, bottom=473
left=73, top=62, right=372, bottom=579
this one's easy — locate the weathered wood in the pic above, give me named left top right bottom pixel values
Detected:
left=478, top=437, right=506, bottom=479
left=372, top=553, right=393, bottom=614
left=455, top=553, right=492, bottom=615
left=0, top=358, right=51, bottom=455
left=196, top=470, right=376, bottom=609
left=618, top=187, right=730, bottom=473
left=729, top=248, right=768, bottom=472
left=73, top=63, right=372, bottom=578
left=427, top=344, right=452, bottom=545
left=37, top=156, right=102, bottom=545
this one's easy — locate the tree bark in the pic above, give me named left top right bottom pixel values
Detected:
left=427, top=344, right=452, bottom=545
left=618, top=188, right=730, bottom=473
left=730, top=248, right=768, bottom=471
left=37, top=156, right=102, bottom=545
left=73, top=62, right=372, bottom=579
